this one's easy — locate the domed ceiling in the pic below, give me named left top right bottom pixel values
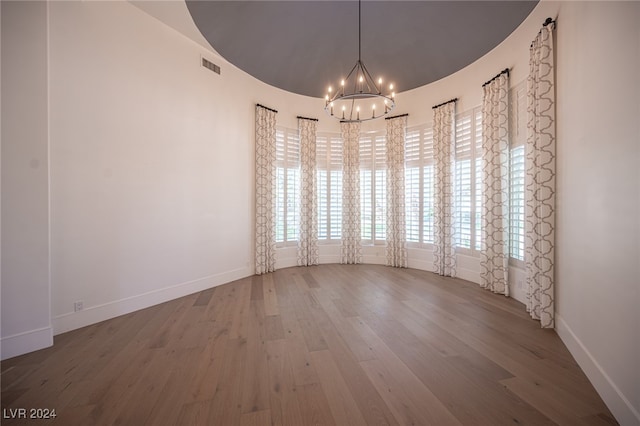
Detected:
left=186, top=1, right=538, bottom=98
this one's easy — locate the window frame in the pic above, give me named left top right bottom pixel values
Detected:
left=316, top=132, right=343, bottom=244
left=274, top=126, right=300, bottom=247
left=454, top=106, right=483, bottom=257
left=405, top=124, right=435, bottom=249
left=360, top=131, right=387, bottom=246
left=508, top=81, right=527, bottom=267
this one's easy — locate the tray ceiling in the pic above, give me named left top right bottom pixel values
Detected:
left=186, top=1, right=538, bottom=98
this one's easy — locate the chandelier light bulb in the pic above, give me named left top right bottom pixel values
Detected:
left=341, top=80, right=345, bottom=86
left=359, top=75, right=364, bottom=83
left=378, top=77, right=382, bottom=85
left=328, top=86, right=332, bottom=93
left=389, top=83, right=394, bottom=90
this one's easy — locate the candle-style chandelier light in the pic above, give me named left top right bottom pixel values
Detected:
left=324, top=0, right=396, bottom=122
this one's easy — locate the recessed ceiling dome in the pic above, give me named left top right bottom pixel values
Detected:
left=186, top=1, right=538, bottom=98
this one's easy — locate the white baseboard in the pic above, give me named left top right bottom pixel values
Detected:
left=1, top=326, right=53, bottom=360
left=275, top=258, right=298, bottom=269
left=52, top=266, right=252, bottom=335
left=319, top=254, right=341, bottom=264
left=508, top=284, right=527, bottom=305
left=456, top=267, right=480, bottom=284
left=361, top=255, right=386, bottom=265
left=407, top=258, right=433, bottom=272
left=508, top=266, right=527, bottom=305
left=556, top=314, right=640, bottom=426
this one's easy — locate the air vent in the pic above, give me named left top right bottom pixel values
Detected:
left=202, top=57, right=221, bottom=75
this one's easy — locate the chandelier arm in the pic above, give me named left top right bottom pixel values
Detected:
left=351, top=61, right=365, bottom=95
left=352, top=97, right=357, bottom=121
left=330, top=61, right=361, bottom=102
left=351, top=64, right=360, bottom=95
left=359, top=60, right=380, bottom=94
left=344, top=61, right=359, bottom=83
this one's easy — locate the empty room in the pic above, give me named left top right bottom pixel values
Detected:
left=1, top=0, right=639, bottom=425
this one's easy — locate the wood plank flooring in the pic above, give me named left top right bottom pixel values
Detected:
left=1, top=265, right=618, bottom=425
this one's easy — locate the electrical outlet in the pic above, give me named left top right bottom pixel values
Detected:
left=517, top=279, right=524, bottom=289
left=74, top=301, right=84, bottom=312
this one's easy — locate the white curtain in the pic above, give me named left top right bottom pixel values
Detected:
left=386, top=116, right=408, bottom=268
left=341, top=121, right=362, bottom=264
left=526, top=22, right=556, bottom=328
left=433, top=102, right=457, bottom=276
left=297, top=118, right=319, bottom=266
left=480, top=73, right=510, bottom=296
left=255, top=105, right=277, bottom=275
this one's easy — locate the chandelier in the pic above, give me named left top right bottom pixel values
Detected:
left=324, top=0, right=396, bottom=122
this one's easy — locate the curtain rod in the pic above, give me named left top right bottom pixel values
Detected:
left=297, top=115, right=318, bottom=122
left=385, top=113, right=409, bottom=120
left=256, top=103, right=278, bottom=113
left=432, top=98, right=458, bottom=109
left=531, top=17, right=557, bottom=47
left=482, top=68, right=510, bottom=87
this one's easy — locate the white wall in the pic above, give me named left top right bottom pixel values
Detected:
left=49, top=0, right=252, bottom=332
left=554, top=2, right=640, bottom=424
left=0, top=1, right=53, bottom=359
left=47, top=1, right=324, bottom=335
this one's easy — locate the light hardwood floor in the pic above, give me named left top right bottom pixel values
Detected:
left=1, top=265, right=617, bottom=425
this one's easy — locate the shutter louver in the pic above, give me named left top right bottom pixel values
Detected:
left=509, top=81, right=527, bottom=261
left=455, top=113, right=473, bottom=249
left=405, top=129, right=421, bottom=242
left=423, top=128, right=435, bottom=244
left=274, top=127, right=300, bottom=244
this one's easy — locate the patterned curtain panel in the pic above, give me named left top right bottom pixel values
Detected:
left=526, top=22, right=556, bottom=328
left=255, top=105, right=277, bottom=275
left=480, top=73, right=510, bottom=296
left=297, top=118, right=319, bottom=266
left=386, top=116, right=408, bottom=268
left=341, top=121, right=362, bottom=264
left=433, top=102, right=457, bottom=276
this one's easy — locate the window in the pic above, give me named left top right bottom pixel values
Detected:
left=268, top=94, right=531, bottom=273
left=275, top=127, right=300, bottom=244
left=360, top=132, right=386, bottom=243
left=270, top=100, right=525, bottom=265
left=405, top=125, right=435, bottom=245
left=454, top=107, right=482, bottom=253
left=509, top=82, right=527, bottom=262
left=317, top=133, right=343, bottom=241
left=474, top=108, right=483, bottom=252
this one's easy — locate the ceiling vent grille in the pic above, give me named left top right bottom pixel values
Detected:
left=202, top=57, right=221, bottom=75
